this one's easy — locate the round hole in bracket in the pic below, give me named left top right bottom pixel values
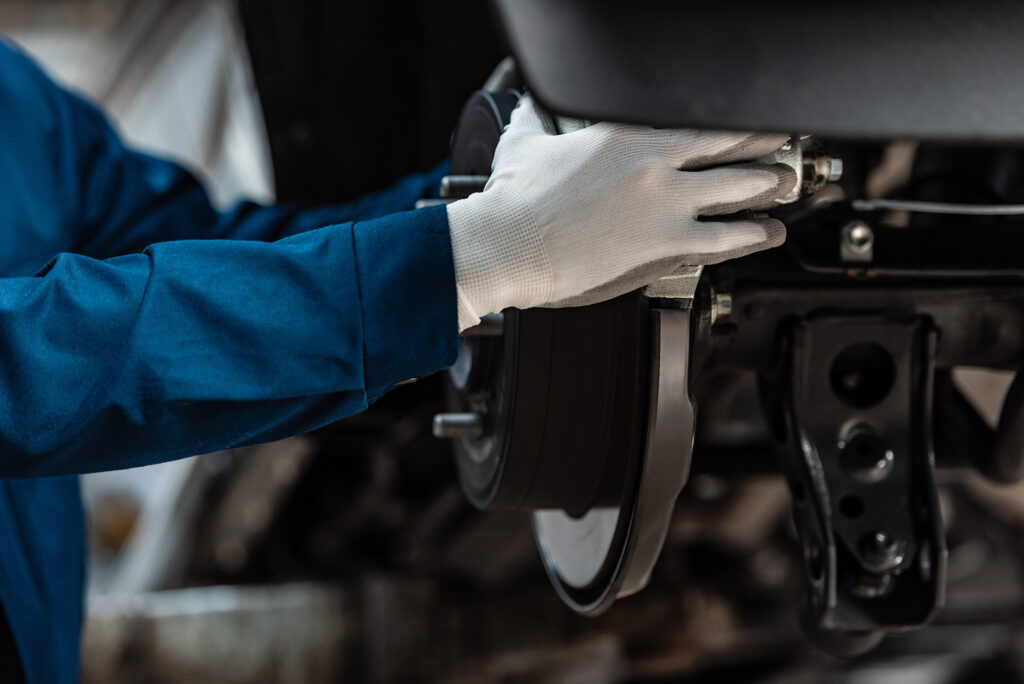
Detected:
left=840, top=429, right=894, bottom=484
left=839, top=494, right=866, bottom=520
left=829, top=342, right=896, bottom=409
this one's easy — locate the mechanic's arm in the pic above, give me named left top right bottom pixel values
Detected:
left=0, top=46, right=795, bottom=477
left=0, top=47, right=457, bottom=477
left=0, top=204, right=457, bottom=476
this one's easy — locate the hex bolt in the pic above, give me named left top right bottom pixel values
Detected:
left=847, top=222, right=874, bottom=250
left=432, top=413, right=484, bottom=439
left=439, top=175, right=490, bottom=199
left=828, top=157, right=844, bottom=183
left=840, top=220, right=875, bottom=263
left=859, top=530, right=904, bottom=573
left=710, top=293, right=733, bottom=325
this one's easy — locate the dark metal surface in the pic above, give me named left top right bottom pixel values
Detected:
left=492, top=0, right=1024, bottom=140
left=533, top=307, right=695, bottom=614
left=210, top=4, right=1024, bottom=677
left=448, top=90, right=520, bottom=179
left=764, top=317, right=946, bottom=653
left=782, top=204, right=1024, bottom=278
left=696, top=283, right=1024, bottom=371
left=450, top=298, right=650, bottom=515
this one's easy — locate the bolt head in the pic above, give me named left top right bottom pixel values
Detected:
left=849, top=224, right=872, bottom=247
left=859, top=530, right=905, bottom=573
left=710, top=292, right=733, bottom=324
left=842, top=221, right=874, bottom=253
left=828, top=157, right=844, bottom=182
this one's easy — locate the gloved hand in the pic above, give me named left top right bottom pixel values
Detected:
left=446, top=96, right=797, bottom=330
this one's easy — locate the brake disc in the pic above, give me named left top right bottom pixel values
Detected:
left=437, top=89, right=696, bottom=615
left=534, top=307, right=696, bottom=612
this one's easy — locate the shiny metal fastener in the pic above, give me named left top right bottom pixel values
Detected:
left=439, top=175, right=489, bottom=199
left=433, top=413, right=484, bottom=439
left=841, top=220, right=874, bottom=263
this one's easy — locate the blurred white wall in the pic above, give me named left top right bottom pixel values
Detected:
left=0, top=0, right=274, bottom=207
left=0, top=0, right=277, bottom=596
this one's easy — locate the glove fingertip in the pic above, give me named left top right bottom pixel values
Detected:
left=769, top=163, right=799, bottom=197
left=684, top=217, right=788, bottom=265
left=759, top=217, right=787, bottom=248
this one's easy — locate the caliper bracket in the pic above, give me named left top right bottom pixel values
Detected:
left=764, top=315, right=947, bottom=654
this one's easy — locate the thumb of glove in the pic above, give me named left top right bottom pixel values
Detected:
left=501, top=95, right=555, bottom=141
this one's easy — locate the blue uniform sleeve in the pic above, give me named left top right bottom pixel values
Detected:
left=0, top=42, right=460, bottom=477
left=0, top=205, right=459, bottom=477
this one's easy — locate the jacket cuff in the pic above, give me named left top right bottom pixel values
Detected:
left=352, top=204, right=459, bottom=395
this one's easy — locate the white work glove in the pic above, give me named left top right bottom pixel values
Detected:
left=446, top=96, right=797, bottom=330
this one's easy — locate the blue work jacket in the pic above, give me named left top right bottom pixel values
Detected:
left=0, top=40, right=459, bottom=682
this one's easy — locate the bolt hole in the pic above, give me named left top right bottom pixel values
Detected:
left=839, top=494, right=865, bottom=520
left=829, top=342, right=896, bottom=409
left=840, top=431, right=893, bottom=483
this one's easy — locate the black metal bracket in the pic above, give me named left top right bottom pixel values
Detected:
left=764, top=315, right=947, bottom=654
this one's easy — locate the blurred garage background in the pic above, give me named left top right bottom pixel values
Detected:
left=2, top=1, right=1024, bottom=682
